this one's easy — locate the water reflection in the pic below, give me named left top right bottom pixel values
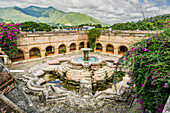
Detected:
left=42, top=73, right=113, bottom=94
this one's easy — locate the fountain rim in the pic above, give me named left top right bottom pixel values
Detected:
left=70, top=55, right=104, bottom=65
left=80, top=48, right=92, bottom=51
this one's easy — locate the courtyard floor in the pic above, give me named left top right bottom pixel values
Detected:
left=6, top=52, right=142, bottom=113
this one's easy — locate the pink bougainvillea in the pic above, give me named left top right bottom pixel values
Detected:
left=0, top=22, right=20, bottom=59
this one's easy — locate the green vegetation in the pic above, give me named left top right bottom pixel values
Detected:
left=115, top=22, right=170, bottom=112
left=87, top=28, right=101, bottom=52
left=111, top=14, right=170, bottom=30
left=45, top=52, right=48, bottom=56
left=142, top=14, right=170, bottom=23
left=15, top=21, right=52, bottom=32
left=37, top=53, right=41, bottom=57
left=0, top=22, right=20, bottom=59
left=0, top=6, right=106, bottom=26
left=59, top=46, right=66, bottom=54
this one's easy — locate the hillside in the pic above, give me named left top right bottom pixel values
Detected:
left=140, top=14, right=170, bottom=23
left=0, top=6, right=106, bottom=26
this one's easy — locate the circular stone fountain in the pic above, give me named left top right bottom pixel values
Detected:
left=58, top=48, right=114, bottom=85
left=22, top=49, right=135, bottom=112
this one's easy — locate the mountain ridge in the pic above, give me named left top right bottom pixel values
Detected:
left=0, top=6, right=107, bottom=26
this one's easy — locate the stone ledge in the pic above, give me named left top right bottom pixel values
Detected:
left=0, top=94, right=24, bottom=113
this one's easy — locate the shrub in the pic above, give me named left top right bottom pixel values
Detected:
left=37, top=53, right=41, bottom=57
left=45, top=52, right=48, bottom=56
left=0, top=22, right=20, bottom=59
left=87, top=28, right=101, bottom=52
left=114, top=22, right=170, bottom=112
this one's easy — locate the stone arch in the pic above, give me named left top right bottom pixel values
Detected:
left=96, top=43, right=102, bottom=52
left=11, top=49, right=25, bottom=62
left=58, top=44, right=66, bottom=54
left=79, top=42, right=84, bottom=50
left=118, top=45, right=128, bottom=55
left=45, top=45, right=55, bottom=56
left=29, top=47, right=41, bottom=59
left=106, top=44, right=114, bottom=54
left=70, top=43, right=76, bottom=52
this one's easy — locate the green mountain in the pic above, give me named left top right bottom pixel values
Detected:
left=0, top=6, right=107, bottom=26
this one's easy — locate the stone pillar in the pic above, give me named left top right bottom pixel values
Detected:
left=55, top=48, right=59, bottom=54
left=2, top=55, right=9, bottom=65
left=103, top=47, right=106, bottom=53
left=114, top=48, right=119, bottom=55
left=24, top=52, right=30, bottom=60
left=67, top=47, right=70, bottom=53
left=84, top=42, right=87, bottom=48
left=41, top=50, right=46, bottom=58
left=76, top=45, right=79, bottom=51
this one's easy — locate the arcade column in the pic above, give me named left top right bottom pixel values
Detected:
left=76, top=45, right=79, bottom=51
left=103, top=47, right=106, bottom=53
left=55, top=48, right=59, bottom=54
left=24, top=52, right=30, bottom=60
left=41, top=50, right=46, bottom=58
left=114, top=48, right=119, bottom=55
left=66, top=47, right=70, bottom=53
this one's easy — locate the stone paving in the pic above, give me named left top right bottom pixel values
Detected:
left=6, top=52, right=142, bottom=113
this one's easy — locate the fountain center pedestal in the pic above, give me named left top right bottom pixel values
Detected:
left=81, top=48, right=92, bottom=61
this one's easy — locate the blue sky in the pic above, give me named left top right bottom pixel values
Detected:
left=167, top=0, right=170, bottom=6
left=0, top=0, right=169, bottom=24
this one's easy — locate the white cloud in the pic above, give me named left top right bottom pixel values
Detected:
left=0, top=0, right=169, bottom=25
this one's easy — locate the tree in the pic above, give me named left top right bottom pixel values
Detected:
left=95, top=24, right=102, bottom=28
left=0, top=22, right=20, bottom=59
left=87, top=28, right=101, bottom=52
left=17, top=21, right=52, bottom=32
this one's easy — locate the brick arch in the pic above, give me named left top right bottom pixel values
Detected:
left=70, top=43, right=76, bottom=52
left=28, top=46, right=42, bottom=52
left=105, top=43, right=115, bottom=48
left=17, top=47, right=26, bottom=53
left=57, top=43, right=68, bottom=49
left=45, top=45, right=55, bottom=56
left=79, top=42, right=85, bottom=50
left=43, top=45, right=55, bottom=51
left=29, top=46, right=41, bottom=59
left=11, top=49, right=25, bottom=62
left=116, top=45, right=129, bottom=50
left=116, top=45, right=129, bottom=55
left=95, top=42, right=103, bottom=52
left=58, top=44, right=67, bottom=54
left=105, top=43, right=115, bottom=54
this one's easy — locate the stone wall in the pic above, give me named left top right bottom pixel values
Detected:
left=0, top=30, right=157, bottom=63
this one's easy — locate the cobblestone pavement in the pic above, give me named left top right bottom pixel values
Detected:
left=6, top=52, right=142, bottom=113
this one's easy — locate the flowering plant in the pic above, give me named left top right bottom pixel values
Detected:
left=115, top=22, right=170, bottom=112
left=0, top=22, right=21, bottom=59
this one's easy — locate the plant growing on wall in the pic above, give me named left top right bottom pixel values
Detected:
left=114, top=21, right=170, bottom=113
left=37, top=53, right=41, bottom=57
left=87, top=28, right=101, bottom=52
left=45, top=52, right=48, bottom=56
left=0, top=22, right=20, bottom=59
left=61, top=46, right=66, bottom=54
